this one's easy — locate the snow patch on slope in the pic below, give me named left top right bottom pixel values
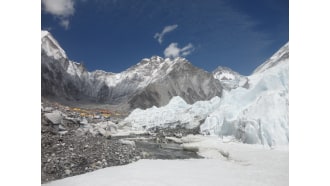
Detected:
left=66, top=61, right=84, bottom=77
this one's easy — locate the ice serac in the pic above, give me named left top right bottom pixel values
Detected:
left=123, top=96, right=221, bottom=130
left=41, top=30, right=223, bottom=110
left=201, top=42, right=289, bottom=146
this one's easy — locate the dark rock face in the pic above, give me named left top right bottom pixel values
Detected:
left=97, top=84, right=110, bottom=102
left=129, top=61, right=222, bottom=109
left=41, top=52, right=84, bottom=101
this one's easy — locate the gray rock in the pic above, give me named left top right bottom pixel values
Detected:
left=58, top=125, right=66, bottom=131
left=98, top=128, right=111, bottom=138
left=63, top=117, right=79, bottom=124
left=43, top=107, right=54, bottom=112
left=80, top=118, right=88, bottom=125
left=58, top=131, right=68, bottom=135
left=44, top=110, right=63, bottom=125
left=174, top=133, right=182, bottom=138
left=219, top=150, right=230, bottom=158
left=64, top=169, right=71, bottom=175
left=107, top=122, right=118, bottom=132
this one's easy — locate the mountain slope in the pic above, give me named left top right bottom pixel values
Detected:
left=41, top=30, right=223, bottom=109
left=253, top=42, right=289, bottom=74
left=129, top=58, right=222, bottom=108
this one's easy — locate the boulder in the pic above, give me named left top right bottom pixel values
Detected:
left=97, top=121, right=118, bottom=132
left=64, top=169, right=71, bottom=175
left=43, top=107, right=53, bottom=112
left=58, top=125, right=66, bottom=131
left=165, top=136, right=183, bottom=144
left=107, top=122, right=118, bottom=132
left=63, top=117, right=80, bottom=124
left=98, top=128, right=112, bottom=138
left=80, top=118, right=89, bottom=125
left=44, top=110, right=63, bottom=125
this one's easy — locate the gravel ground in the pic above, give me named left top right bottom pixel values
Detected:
left=41, top=101, right=202, bottom=184
left=41, top=116, right=141, bottom=183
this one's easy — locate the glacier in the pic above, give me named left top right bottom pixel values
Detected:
left=123, top=96, right=222, bottom=130
left=201, top=46, right=289, bottom=146
left=123, top=43, right=289, bottom=147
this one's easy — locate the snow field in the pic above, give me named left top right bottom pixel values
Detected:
left=43, top=136, right=288, bottom=186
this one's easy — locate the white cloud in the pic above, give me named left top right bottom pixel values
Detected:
left=42, top=0, right=75, bottom=29
left=60, top=19, right=70, bottom=30
left=154, top=24, right=178, bottom=44
left=164, top=43, right=195, bottom=58
left=42, top=0, right=75, bottom=17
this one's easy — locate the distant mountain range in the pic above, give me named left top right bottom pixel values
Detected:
left=42, top=30, right=244, bottom=110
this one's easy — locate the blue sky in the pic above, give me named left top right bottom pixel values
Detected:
left=41, top=0, right=288, bottom=75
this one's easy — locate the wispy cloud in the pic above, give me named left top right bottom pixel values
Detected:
left=42, top=0, right=75, bottom=30
left=59, top=19, right=70, bottom=30
left=164, top=43, right=194, bottom=58
left=154, top=24, right=178, bottom=44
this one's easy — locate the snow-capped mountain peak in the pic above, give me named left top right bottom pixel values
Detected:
left=212, top=66, right=248, bottom=90
left=150, top=55, right=164, bottom=62
left=128, top=56, right=190, bottom=80
left=41, top=30, right=67, bottom=60
left=137, top=56, right=188, bottom=66
left=213, top=66, right=240, bottom=81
